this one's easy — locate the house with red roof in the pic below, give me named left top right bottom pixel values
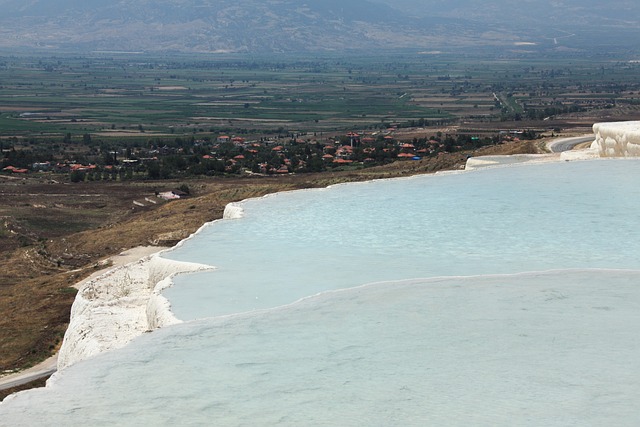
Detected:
left=335, top=145, right=353, bottom=160
left=3, top=165, right=28, bottom=174
left=397, top=152, right=415, bottom=159
left=333, top=158, right=354, bottom=165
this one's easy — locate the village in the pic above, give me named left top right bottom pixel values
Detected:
left=1, top=128, right=524, bottom=184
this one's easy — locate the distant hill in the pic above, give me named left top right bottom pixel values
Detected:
left=0, top=0, right=637, bottom=54
left=382, top=0, right=640, bottom=23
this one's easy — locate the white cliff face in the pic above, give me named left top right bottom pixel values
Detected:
left=223, top=202, right=244, bottom=219
left=57, top=253, right=212, bottom=371
left=592, top=121, right=640, bottom=157
left=145, top=256, right=213, bottom=330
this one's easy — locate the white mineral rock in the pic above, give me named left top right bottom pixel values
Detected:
left=57, top=252, right=212, bottom=370
left=592, top=121, right=640, bottom=157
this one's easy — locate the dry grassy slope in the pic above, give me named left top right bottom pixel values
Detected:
left=0, top=141, right=540, bottom=376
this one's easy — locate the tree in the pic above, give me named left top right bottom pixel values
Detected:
left=147, top=162, right=161, bottom=179
left=69, top=170, right=85, bottom=182
left=307, top=156, right=324, bottom=172
left=178, top=184, right=191, bottom=195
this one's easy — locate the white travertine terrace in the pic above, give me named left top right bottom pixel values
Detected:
left=592, top=121, right=640, bottom=157
left=57, top=253, right=212, bottom=370
left=55, top=204, right=245, bottom=372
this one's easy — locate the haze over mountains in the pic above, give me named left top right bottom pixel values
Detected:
left=0, top=0, right=637, bottom=54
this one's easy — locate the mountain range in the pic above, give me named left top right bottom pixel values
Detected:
left=0, top=0, right=637, bottom=54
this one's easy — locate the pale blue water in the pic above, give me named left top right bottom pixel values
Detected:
left=164, top=159, right=640, bottom=319
left=2, top=158, right=640, bottom=426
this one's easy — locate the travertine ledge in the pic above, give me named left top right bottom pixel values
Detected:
left=592, top=121, right=640, bottom=157
left=57, top=252, right=212, bottom=370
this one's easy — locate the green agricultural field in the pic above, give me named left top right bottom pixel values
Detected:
left=0, top=51, right=639, bottom=142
